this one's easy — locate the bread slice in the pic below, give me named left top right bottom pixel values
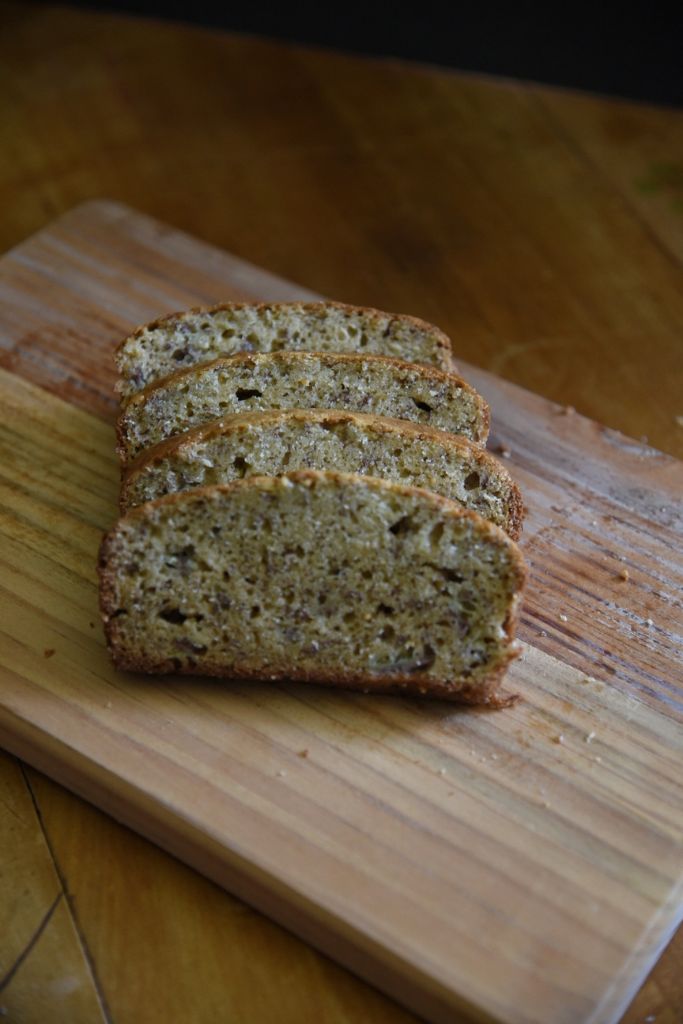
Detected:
left=121, top=409, right=524, bottom=538
left=115, top=301, right=456, bottom=400
left=116, top=351, right=489, bottom=463
left=99, top=471, right=525, bottom=703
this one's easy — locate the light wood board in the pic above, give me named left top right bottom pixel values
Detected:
left=0, top=201, right=681, bottom=1024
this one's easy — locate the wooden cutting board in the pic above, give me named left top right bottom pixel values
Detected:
left=1, top=200, right=681, bottom=1024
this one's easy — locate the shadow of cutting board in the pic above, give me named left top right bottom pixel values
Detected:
left=0, top=200, right=681, bottom=1024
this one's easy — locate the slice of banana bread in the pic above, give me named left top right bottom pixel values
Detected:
left=99, top=471, right=526, bottom=703
left=116, top=351, right=489, bottom=462
left=121, top=409, right=524, bottom=538
left=115, top=301, right=456, bottom=400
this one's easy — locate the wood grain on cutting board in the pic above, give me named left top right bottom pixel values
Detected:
left=0, top=202, right=682, bottom=1024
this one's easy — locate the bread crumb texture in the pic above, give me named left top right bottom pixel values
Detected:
left=115, top=301, right=455, bottom=399
left=116, top=351, right=488, bottom=462
left=122, top=410, right=523, bottom=537
left=100, top=472, right=525, bottom=702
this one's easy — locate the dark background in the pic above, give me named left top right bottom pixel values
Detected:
left=44, top=1, right=682, bottom=106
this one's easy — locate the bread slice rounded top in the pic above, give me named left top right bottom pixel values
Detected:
left=99, top=470, right=526, bottom=703
left=116, top=350, right=489, bottom=463
left=121, top=408, right=523, bottom=538
left=115, top=300, right=456, bottom=400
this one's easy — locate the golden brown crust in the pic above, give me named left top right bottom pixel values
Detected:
left=103, top=647, right=519, bottom=705
left=98, top=470, right=527, bottom=704
left=121, top=409, right=525, bottom=538
left=114, top=299, right=455, bottom=365
left=505, top=482, right=526, bottom=542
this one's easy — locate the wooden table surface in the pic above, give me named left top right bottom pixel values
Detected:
left=1, top=4, right=682, bottom=1022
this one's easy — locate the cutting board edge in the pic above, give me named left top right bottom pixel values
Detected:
left=2, top=196, right=322, bottom=302
left=9, top=196, right=682, bottom=481
left=604, top=885, right=683, bottom=1024
left=5, top=698, right=681, bottom=1024
left=0, top=705, right=504, bottom=1024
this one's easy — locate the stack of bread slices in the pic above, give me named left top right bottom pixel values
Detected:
left=99, top=301, right=526, bottom=704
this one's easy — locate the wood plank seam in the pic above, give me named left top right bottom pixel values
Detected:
left=19, top=763, right=115, bottom=1024
left=0, top=889, right=62, bottom=994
